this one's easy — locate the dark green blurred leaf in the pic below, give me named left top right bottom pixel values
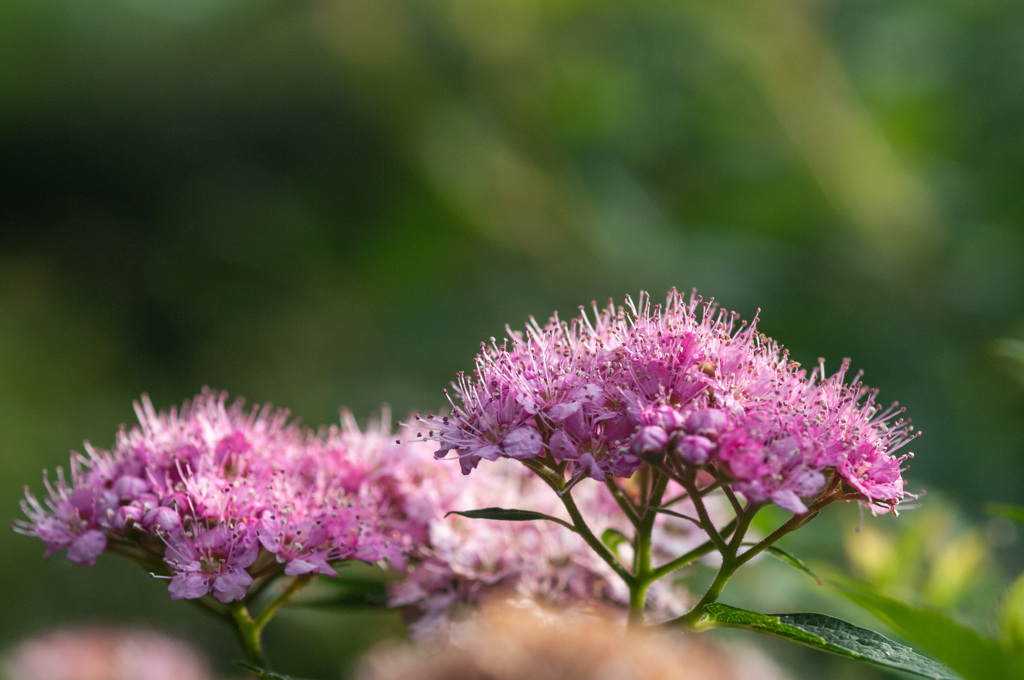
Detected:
left=288, top=592, right=389, bottom=610
left=994, top=339, right=1024, bottom=364
left=699, top=603, right=959, bottom=679
left=1000, top=572, right=1024, bottom=654
left=319, top=563, right=399, bottom=589
left=986, top=503, right=1024, bottom=527
left=834, top=579, right=1022, bottom=679
left=445, top=507, right=575, bottom=531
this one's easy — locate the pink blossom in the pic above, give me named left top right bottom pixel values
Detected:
left=387, top=454, right=699, bottom=641
left=164, top=524, right=258, bottom=603
left=423, top=289, right=918, bottom=514
left=15, top=391, right=423, bottom=602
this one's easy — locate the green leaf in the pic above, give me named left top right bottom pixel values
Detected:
left=319, top=563, right=396, bottom=592
left=834, top=579, right=1023, bottom=679
left=304, top=562, right=394, bottom=608
left=287, top=592, right=389, bottom=609
left=994, top=339, right=1024, bottom=364
left=445, top=507, right=575, bottom=531
left=601, top=527, right=630, bottom=556
left=742, top=543, right=821, bottom=585
left=698, top=603, right=958, bottom=679
left=999, top=571, right=1024, bottom=653
left=236, top=662, right=316, bottom=680
left=986, top=503, right=1024, bottom=527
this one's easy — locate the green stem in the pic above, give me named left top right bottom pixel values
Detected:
left=675, top=486, right=856, bottom=629
left=227, top=573, right=316, bottom=668
left=646, top=528, right=730, bottom=582
left=229, top=603, right=265, bottom=667
left=627, top=471, right=669, bottom=625
left=254, top=573, right=316, bottom=630
left=605, top=477, right=640, bottom=524
left=521, top=457, right=566, bottom=488
left=559, top=486, right=636, bottom=588
left=660, top=490, right=691, bottom=507
left=718, top=478, right=745, bottom=516
left=728, top=501, right=761, bottom=553
left=736, top=487, right=858, bottom=567
left=680, top=472, right=728, bottom=554
left=737, top=512, right=817, bottom=567
left=521, top=458, right=637, bottom=589
left=245, top=573, right=280, bottom=603
left=676, top=558, right=741, bottom=629
left=658, top=477, right=722, bottom=508
left=672, top=502, right=759, bottom=629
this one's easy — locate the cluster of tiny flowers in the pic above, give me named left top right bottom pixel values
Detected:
left=386, top=456, right=695, bottom=641
left=16, top=393, right=691, bottom=624
left=422, top=289, right=918, bottom=514
left=15, top=391, right=405, bottom=603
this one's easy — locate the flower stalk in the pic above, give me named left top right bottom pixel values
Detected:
left=227, top=573, right=316, bottom=668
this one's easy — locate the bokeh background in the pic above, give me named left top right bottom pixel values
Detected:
left=3, top=0, right=1024, bottom=678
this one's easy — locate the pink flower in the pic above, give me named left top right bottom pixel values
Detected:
left=387, top=453, right=700, bottom=641
left=164, top=524, right=258, bottom=603
left=15, top=448, right=120, bottom=566
left=16, top=391, right=429, bottom=602
left=423, top=289, right=918, bottom=514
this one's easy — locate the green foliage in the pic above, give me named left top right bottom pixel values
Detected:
left=697, top=603, right=957, bottom=679
left=292, top=565, right=394, bottom=610
left=987, top=503, right=1024, bottom=528
left=1000, top=573, right=1024, bottom=654
left=834, top=579, right=1024, bottom=680
left=843, top=500, right=994, bottom=612
left=445, top=507, right=576, bottom=531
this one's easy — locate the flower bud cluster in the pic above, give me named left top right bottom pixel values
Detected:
left=422, top=289, right=917, bottom=514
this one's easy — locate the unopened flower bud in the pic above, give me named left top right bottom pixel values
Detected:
left=631, top=425, right=670, bottom=457
left=675, top=434, right=715, bottom=466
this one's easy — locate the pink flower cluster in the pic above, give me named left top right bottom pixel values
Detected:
left=15, top=391, right=410, bottom=603
left=304, top=414, right=700, bottom=638
left=423, top=289, right=917, bottom=514
left=17, top=392, right=689, bottom=628
left=386, top=456, right=694, bottom=641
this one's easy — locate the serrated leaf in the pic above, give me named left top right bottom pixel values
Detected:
left=445, top=507, right=575, bottom=531
left=698, top=603, right=958, bottom=679
left=834, top=579, right=1023, bottom=680
left=236, top=661, right=316, bottom=680
left=601, top=528, right=629, bottom=555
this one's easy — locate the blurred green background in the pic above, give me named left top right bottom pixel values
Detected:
left=2, top=0, right=1024, bottom=678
